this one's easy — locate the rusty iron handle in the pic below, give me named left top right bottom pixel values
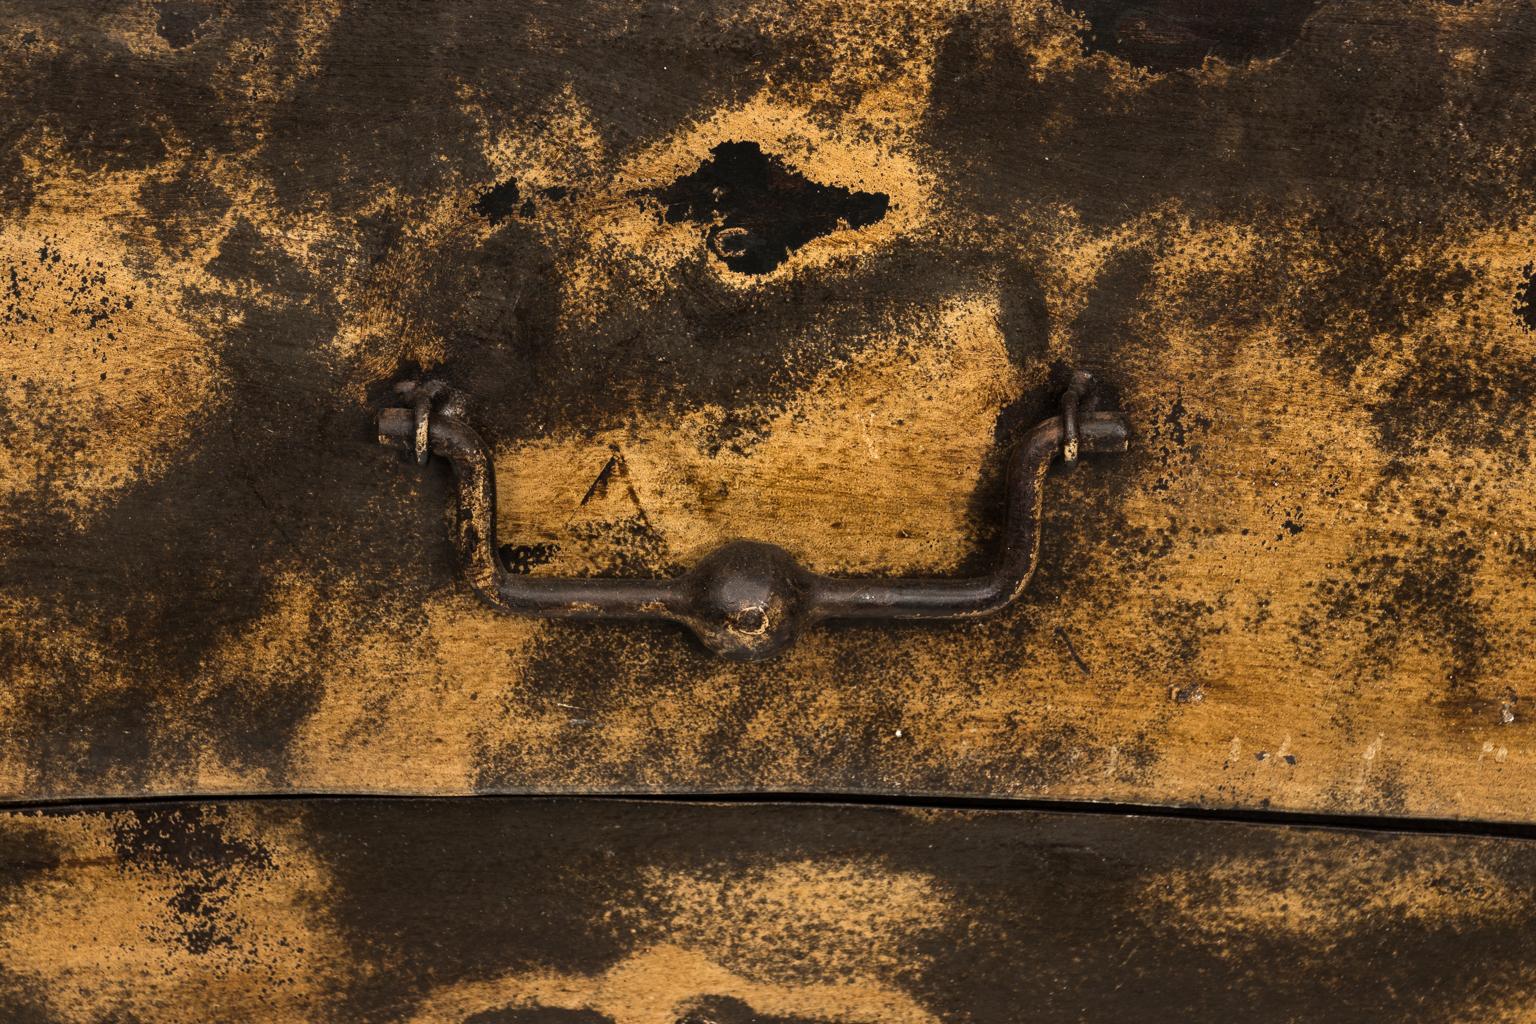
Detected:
left=378, top=375, right=1129, bottom=660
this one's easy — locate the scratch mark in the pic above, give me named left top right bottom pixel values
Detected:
left=580, top=453, right=622, bottom=506
left=1055, top=626, right=1091, bottom=674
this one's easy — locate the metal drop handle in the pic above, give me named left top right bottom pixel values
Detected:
left=377, top=372, right=1130, bottom=660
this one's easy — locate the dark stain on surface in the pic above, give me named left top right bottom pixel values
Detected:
left=1316, top=534, right=1492, bottom=690
left=155, top=0, right=217, bottom=49
left=1291, top=229, right=1475, bottom=383
left=473, top=178, right=524, bottom=225
left=1367, top=337, right=1536, bottom=457
left=0, top=626, right=162, bottom=795
left=136, top=161, right=234, bottom=256
left=1516, top=263, right=1536, bottom=333
left=111, top=807, right=274, bottom=955
left=0, top=818, right=63, bottom=897
left=639, top=141, right=889, bottom=274
left=434, top=235, right=978, bottom=443
left=1137, top=597, right=1225, bottom=678
left=500, top=542, right=559, bottom=575
left=1071, top=0, right=1326, bottom=70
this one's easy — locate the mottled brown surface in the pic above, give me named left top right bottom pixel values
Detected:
left=0, top=798, right=1534, bottom=1022
left=2, top=0, right=1536, bottom=817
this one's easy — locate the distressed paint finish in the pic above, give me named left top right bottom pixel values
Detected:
left=1, top=0, right=1536, bottom=817
left=1, top=799, right=1535, bottom=1022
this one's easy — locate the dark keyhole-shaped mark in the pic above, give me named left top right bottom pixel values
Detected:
left=639, top=141, right=889, bottom=274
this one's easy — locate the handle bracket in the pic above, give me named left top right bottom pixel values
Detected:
left=378, top=376, right=1129, bottom=659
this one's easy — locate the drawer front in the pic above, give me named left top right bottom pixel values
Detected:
left=1, top=798, right=1533, bottom=1022
left=1, top=1, right=1535, bottom=816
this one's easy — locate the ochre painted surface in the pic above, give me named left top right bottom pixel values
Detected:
left=1, top=799, right=1534, bottom=1022
left=1, top=1, right=1536, bottom=816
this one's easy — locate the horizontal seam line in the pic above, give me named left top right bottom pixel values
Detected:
left=0, top=790, right=1533, bottom=841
